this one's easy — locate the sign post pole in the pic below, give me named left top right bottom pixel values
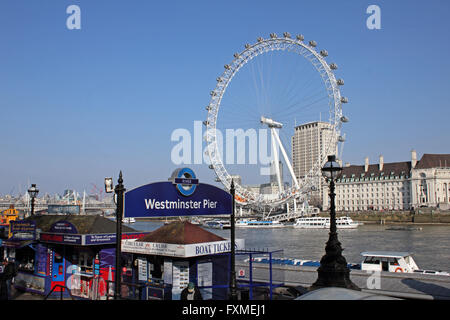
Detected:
left=114, top=171, right=126, bottom=300
left=229, top=179, right=238, bottom=300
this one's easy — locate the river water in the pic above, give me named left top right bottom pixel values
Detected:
left=129, top=221, right=450, bottom=272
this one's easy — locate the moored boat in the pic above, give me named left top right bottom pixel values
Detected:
left=360, top=251, right=449, bottom=275
left=235, top=219, right=285, bottom=228
left=122, top=217, right=136, bottom=224
left=245, top=252, right=450, bottom=276
left=293, top=216, right=359, bottom=229
left=203, top=219, right=231, bottom=229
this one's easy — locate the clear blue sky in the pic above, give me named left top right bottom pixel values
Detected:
left=1, top=0, right=449, bottom=195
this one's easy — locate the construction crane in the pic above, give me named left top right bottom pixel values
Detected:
left=90, top=183, right=104, bottom=201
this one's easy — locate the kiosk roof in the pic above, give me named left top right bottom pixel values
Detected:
left=25, top=214, right=137, bottom=234
left=138, top=221, right=224, bottom=245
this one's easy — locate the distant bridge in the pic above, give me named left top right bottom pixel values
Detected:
left=0, top=203, right=116, bottom=212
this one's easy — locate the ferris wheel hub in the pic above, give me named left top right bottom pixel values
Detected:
left=260, top=116, right=283, bottom=128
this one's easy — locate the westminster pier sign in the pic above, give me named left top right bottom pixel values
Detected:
left=124, top=168, right=232, bottom=218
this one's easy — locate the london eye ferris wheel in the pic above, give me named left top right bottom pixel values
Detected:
left=204, top=33, right=349, bottom=208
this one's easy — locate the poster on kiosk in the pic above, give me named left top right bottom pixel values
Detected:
left=124, top=168, right=232, bottom=218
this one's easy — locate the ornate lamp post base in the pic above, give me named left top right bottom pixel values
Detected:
left=229, top=179, right=239, bottom=300
left=310, top=155, right=359, bottom=292
left=310, top=233, right=359, bottom=291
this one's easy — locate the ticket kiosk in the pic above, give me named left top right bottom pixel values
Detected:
left=122, top=221, right=244, bottom=300
left=1, top=215, right=148, bottom=299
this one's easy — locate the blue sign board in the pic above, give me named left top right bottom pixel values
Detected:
left=49, top=221, right=78, bottom=234
left=9, top=220, right=36, bottom=241
left=84, top=232, right=148, bottom=245
left=124, top=169, right=232, bottom=218
left=84, top=233, right=117, bottom=245
left=47, top=205, right=80, bottom=215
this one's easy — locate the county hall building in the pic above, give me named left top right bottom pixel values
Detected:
left=322, top=150, right=450, bottom=212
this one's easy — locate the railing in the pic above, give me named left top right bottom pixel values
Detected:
left=105, top=280, right=144, bottom=300
left=0, top=203, right=116, bottom=210
left=265, top=210, right=305, bottom=222
left=44, top=284, right=75, bottom=300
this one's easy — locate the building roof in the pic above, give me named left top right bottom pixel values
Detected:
left=137, top=221, right=224, bottom=245
left=361, top=251, right=412, bottom=258
left=415, top=154, right=450, bottom=169
left=294, top=121, right=330, bottom=130
left=339, top=161, right=411, bottom=180
left=25, top=214, right=137, bottom=234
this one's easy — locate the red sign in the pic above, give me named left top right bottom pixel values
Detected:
left=41, top=234, right=63, bottom=242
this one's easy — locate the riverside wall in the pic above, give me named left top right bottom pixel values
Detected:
left=319, top=209, right=450, bottom=224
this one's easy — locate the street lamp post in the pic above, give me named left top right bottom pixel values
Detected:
left=105, top=172, right=126, bottom=300
left=27, top=184, right=39, bottom=216
left=229, top=179, right=238, bottom=300
left=114, top=171, right=126, bottom=300
left=311, top=155, right=359, bottom=290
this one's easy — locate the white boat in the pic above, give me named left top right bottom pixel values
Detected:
left=361, top=251, right=418, bottom=273
left=108, top=216, right=136, bottom=224
left=203, top=219, right=231, bottom=229
left=235, top=219, right=285, bottom=228
left=189, top=217, right=202, bottom=225
left=122, top=217, right=136, bottom=224
left=293, top=216, right=359, bottom=229
left=360, top=251, right=449, bottom=275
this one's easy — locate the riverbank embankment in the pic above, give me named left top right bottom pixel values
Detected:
left=133, top=209, right=450, bottom=225
left=320, top=209, right=450, bottom=225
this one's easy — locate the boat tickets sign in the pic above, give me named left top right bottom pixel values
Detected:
left=124, top=168, right=232, bottom=218
left=121, top=238, right=245, bottom=258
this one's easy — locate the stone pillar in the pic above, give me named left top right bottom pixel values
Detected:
left=411, top=150, right=417, bottom=168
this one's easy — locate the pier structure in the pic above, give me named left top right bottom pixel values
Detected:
left=236, top=262, right=450, bottom=300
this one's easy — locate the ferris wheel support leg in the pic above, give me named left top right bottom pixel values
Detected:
left=270, top=128, right=283, bottom=193
left=272, top=128, right=299, bottom=189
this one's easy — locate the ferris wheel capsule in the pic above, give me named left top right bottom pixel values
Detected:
left=206, top=105, right=211, bottom=111
left=283, top=32, right=291, bottom=38
left=309, top=40, right=317, bottom=47
left=245, top=43, right=251, bottom=49
left=340, top=116, right=349, bottom=123
left=216, top=77, right=222, bottom=82
left=320, top=50, right=328, bottom=57
left=340, top=97, right=348, bottom=103
left=296, top=34, right=304, bottom=41
left=329, top=63, right=338, bottom=70
left=338, top=135, right=346, bottom=142
left=257, top=37, right=263, bottom=43
left=336, top=79, right=344, bottom=86
left=270, top=33, right=277, bottom=39
left=210, top=91, right=216, bottom=96
left=224, top=64, right=231, bottom=70
left=234, top=53, right=240, bottom=59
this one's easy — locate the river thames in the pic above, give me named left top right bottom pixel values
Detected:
left=130, top=221, right=450, bottom=272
